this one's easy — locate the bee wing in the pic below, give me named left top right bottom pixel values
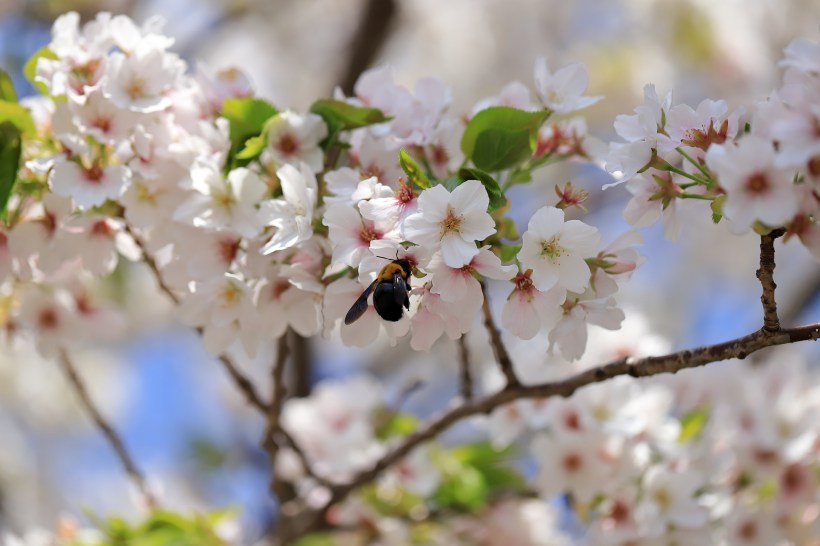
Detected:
left=344, top=280, right=377, bottom=325
left=392, top=273, right=409, bottom=308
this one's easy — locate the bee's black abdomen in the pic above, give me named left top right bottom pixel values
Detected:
left=373, top=282, right=405, bottom=321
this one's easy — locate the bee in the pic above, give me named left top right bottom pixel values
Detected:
left=344, top=257, right=412, bottom=324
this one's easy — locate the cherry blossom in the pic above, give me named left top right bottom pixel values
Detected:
left=427, top=246, right=516, bottom=303
left=174, top=161, right=266, bottom=238
left=49, top=159, right=130, bottom=210
left=501, top=270, right=564, bottom=340
left=533, top=57, right=602, bottom=114
left=518, top=205, right=600, bottom=293
left=403, top=180, right=496, bottom=268
left=265, top=110, right=328, bottom=173
left=605, top=84, right=673, bottom=186
left=259, top=162, right=317, bottom=254
left=705, top=135, right=799, bottom=231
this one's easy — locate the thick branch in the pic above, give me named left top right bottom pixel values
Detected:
left=262, top=335, right=292, bottom=503
left=309, top=323, right=820, bottom=532
left=262, top=336, right=290, bottom=466
left=757, top=229, right=785, bottom=332
left=57, top=349, right=158, bottom=510
left=338, top=0, right=398, bottom=95
left=480, top=284, right=520, bottom=387
left=127, top=226, right=269, bottom=413
left=457, top=336, right=473, bottom=401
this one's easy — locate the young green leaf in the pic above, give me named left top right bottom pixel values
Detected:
left=0, top=101, right=36, bottom=136
left=678, top=409, right=709, bottom=442
left=458, top=167, right=506, bottom=212
left=461, top=107, right=550, bottom=172
left=399, top=148, right=430, bottom=189
left=23, top=46, right=59, bottom=96
left=221, top=97, right=278, bottom=150
left=0, top=122, right=22, bottom=220
left=309, top=99, right=390, bottom=130
left=234, top=134, right=268, bottom=161
left=0, top=70, right=17, bottom=102
left=499, top=244, right=521, bottom=263
left=309, top=99, right=390, bottom=148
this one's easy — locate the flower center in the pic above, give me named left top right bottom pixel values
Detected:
left=540, top=236, right=565, bottom=262
left=83, top=165, right=104, bottom=184
left=277, top=133, right=299, bottom=156
left=652, top=488, right=671, bottom=510
left=361, top=163, right=384, bottom=182
left=38, top=308, right=59, bottom=330
left=513, top=270, right=534, bottom=293
left=744, top=172, right=769, bottom=194
left=738, top=520, right=758, bottom=541
left=562, top=453, right=582, bottom=473
left=217, top=238, right=239, bottom=265
left=135, top=182, right=158, bottom=205
left=90, top=116, right=112, bottom=134
left=359, top=224, right=380, bottom=243
left=90, top=219, right=113, bottom=237
left=219, top=282, right=242, bottom=307
left=440, top=206, right=462, bottom=235
left=397, top=179, right=415, bottom=204
left=126, top=78, right=147, bottom=100
left=430, top=144, right=449, bottom=166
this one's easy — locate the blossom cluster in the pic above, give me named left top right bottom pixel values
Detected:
left=1, top=11, right=637, bottom=363
left=608, top=39, right=820, bottom=249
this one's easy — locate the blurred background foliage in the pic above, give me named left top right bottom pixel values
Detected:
left=0, top=0, right=819, bottom=543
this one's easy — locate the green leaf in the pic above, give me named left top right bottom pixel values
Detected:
left=678, top=409, right=709, bottom=442
left=0, top=70, right=16, bottom=102
left=442, top=174, right=462, bottom=192
left=496, top=217, right=518, bottom=240
left=221, top=97, right=278, bottom=151
left=235, top=133, right=268, bottom=161
left=461, top=107, right=550, bottom=172
left=377, top=412, right=419, bottom=440
left=399, top=148, right=430, bottom=189
left=310, top=99, right=390, bottom=149
left=458, top=167, right=506, bottom=212
left=499, top=244, right=521, bottom=263
left=434, top=464, right=488, bottom=512
left=710, top=194, right=725, bottom=224
left=506, top=168, right=533, bottom=187
left=0, top=101, right=35, bottom=136
left=0, top=122, right=22, bottom=220
left=309, top=99, right=389, bottom=130
left=23, top=46, right=58, bottom=96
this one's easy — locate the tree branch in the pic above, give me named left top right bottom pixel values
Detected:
left=338, top=0, right=398, bottom=95
left=757, top=229, right=785, bottom=332
left=57, top=349, right=158, bottom=510
left=126, top=226, right=269, bottom=414
left=481, top=284, right=520, bottom=387
left=281, top=322, right=820, bottom=537
left=457, top=335, right=473, bottom=401
left=262, top=335, right=290, bottom=500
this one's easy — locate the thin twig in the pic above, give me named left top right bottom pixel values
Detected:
left=126, top=225, right=269, bottom=413
left=253, top=322, right=820, bottom=541
left=125, top=225, right=181, bottom=306
left=212, top=350, right=269, bottom=413
left=480, top=284, right=520, bottom=387
left=757, top=229, right=785, bottom=332
left=457, top=335, right=473, bottom=401
left=57, top=349, right=158, bottom=510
